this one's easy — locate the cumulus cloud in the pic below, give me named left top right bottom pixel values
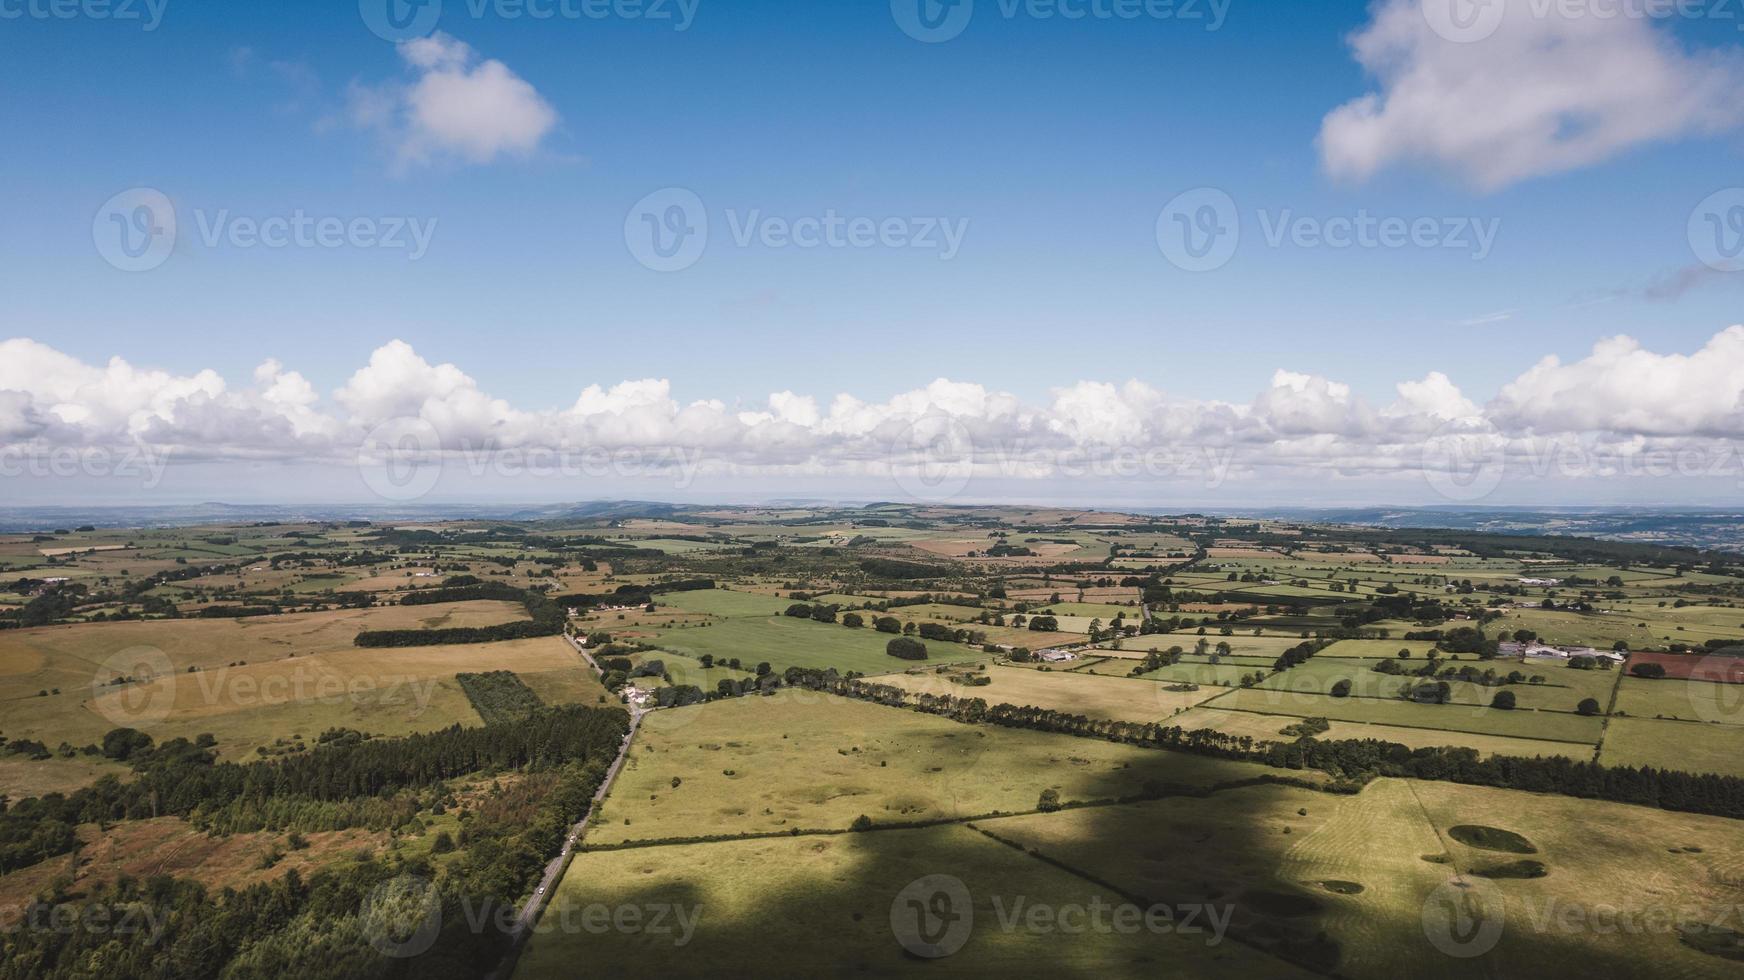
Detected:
left=1320, top=0, right=1744, bottom=190
left=347, top=33, right=557, bottom=169
left=2, top=330, right=1742, bottom=493
left=1490, top=326, right=1744, bottom=436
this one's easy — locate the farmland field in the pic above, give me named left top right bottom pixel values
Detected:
left=1202, top=688, right=1606, bottom=744
left=6, top=506, right=1744, bottom=979
left=518, top=825, right=1306, bottom=978
left=587, top=690, right=1302, bottom=846
left=878, top=663, right=1220, bottom=723
left=1597, top=716, right=1744, bottom=777
left=647, top=615, right=986, bottom=675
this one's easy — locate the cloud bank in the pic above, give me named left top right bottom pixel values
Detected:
left=4, top=329, right=1743, bottom=498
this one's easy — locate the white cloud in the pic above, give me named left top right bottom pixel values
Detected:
left=348, top=33, right=558, bottom=169
left=3, top=329, right=1742, bottom=492
left=1489, top=326, right=1744, bottom=435
left=1320, top=0, right=1744, bottom=190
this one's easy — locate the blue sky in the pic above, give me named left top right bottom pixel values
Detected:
left=2, top=0, right=1743, bottom=506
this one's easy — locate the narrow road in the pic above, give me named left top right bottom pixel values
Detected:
left=484, top=632, right=644, bottom=980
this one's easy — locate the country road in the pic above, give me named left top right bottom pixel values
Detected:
left=483, top=633, right=644, bottom=980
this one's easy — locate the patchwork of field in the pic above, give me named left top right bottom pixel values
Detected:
left=1613, top=674, right=1744, bottom=725
left=1165, top=707, right=1588, bottom=759
left=647, top=616, right=986, bottom=675
left=587, top=691, right=1309, bottom=846
left=1597, top=716, right=1744, bottom=778
left=2, top=632, right=603, bottom=759
left=878, top=663, right=1220, bottom=723
left=1251, top=656, right=1621, bottom=714
left=1202, top=688, right=1606, bottom=744
left=981, top=776, right=1744, bottom=979
left=518, top=824, right=1307, bottom=979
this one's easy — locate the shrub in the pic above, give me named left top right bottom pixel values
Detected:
left=886, top=637, right=929, bottom=661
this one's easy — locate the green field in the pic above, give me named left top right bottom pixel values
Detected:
left=1203, top=688, right=1606, bottom=744
left=648, top=615, right=986, bottom=675
left=1613, top=675, right=1744, bottom=726
left=518, top=824, right=1307, bottom=979
left=878, top=663, right=1219, bottom=724
left=1597, top=716, right=1744, bottom=777
left=1252, top=657, right=1620, bottom=714
left=588, top=690, right=1307, bottom=845
left=657, top=588, right=795, bottom=618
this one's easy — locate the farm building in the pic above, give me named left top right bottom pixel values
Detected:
left=1035, top=649, right=1077, bottom=663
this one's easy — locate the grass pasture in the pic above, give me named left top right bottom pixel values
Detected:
left=587, top=690, right=1312, bottom=846
left=3, top=634, right=602, bottom=759
left=878, top=663, right=1220, bottom=723
left=648, top=616, right=985, bottom=675
left=657, top=588, right=795, bottom=619
left=1166, top=707, right=1588, bottom=759
left=1202, top=688, right=1605, bottom=744
left=518, top=824, right=1304, bottom=979
left=1598, top=717, right=1744, bottom=778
